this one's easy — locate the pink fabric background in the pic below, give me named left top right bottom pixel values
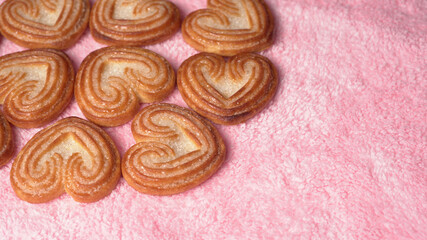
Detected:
left=0, top=0, right=426, bottom=239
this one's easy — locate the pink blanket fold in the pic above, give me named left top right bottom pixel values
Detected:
left=0, top=0, right=425, bottom=239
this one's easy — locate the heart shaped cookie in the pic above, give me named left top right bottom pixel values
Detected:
left=0, top=0, right=90, bottom=49
left=10, top=117, right=121, bottom=203
left=0, top=111, right=14, bottom=168
left=0, top=49, right=74, bottom=128
left=177, top=52, right=278, bottom=125
left=182, top=0, right=275, bottom=56
left=122, top=103, right=226, bottom=195
left=75, top=46, right=175, bottom=127
left=90, top=0, right=180, bottom=46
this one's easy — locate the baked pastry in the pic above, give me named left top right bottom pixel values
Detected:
left=10, top=117, right=121, bottom=203
left=0, top=0, right=90, bottom=49
left=177, top=52, right=278, bottom=125
left=122, top=103, right=226, bottom=195
left=0, top=111, right=14, bottom=167
left=75, top=46, right=175, bottom=127
left=182, top=0, right=275, bottom=56
left=90, top=0, right=180, bottom=46
left=0, top=49, right=74, bottom=128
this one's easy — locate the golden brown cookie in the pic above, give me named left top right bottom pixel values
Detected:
left=0, top=0, right=90, bottom=49
left=90, top=0, right=180, bottom=46
left=10, top=117, right=121, bottom=203
left=177, top=52, right=278, bottom=125
left=0, top=111, right=14, bottom=167
left=122, top=103, right=226, bottom=195
left=0, top=49, right=74, bottom=128
left=182, top=0, right=275, bottom=56
left=75, top=46, right=175, bottom=127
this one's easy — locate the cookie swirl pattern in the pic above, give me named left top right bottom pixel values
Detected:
left=178, top=52, right=278, bottom=125
left=10, top=117, right=121, bottom=203
left=90, top=0, right=180, bottom=46
left=0, top=0, right=90, bottom=49
left=122, top=103, right=226, bottom=195
left=75, top=46, right=175, bottom=127
left=0, top=112, right=14, bottom=167
left=182, top=0, right=274, bottom=56
left=0, top=49, right=74, bottom=128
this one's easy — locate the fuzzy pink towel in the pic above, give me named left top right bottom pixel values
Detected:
left=0, top=0, right=426, bottom=239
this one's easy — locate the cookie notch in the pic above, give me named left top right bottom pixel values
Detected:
left=75, top=46, right=175, bottom=127
left=122, top=103, right=226, bottom=195
left=0, top=49, right=74, bottom=128
left=182, top=0, right=275, bottom=56
left=10, top=117, right=121, bottom=203
left=90, top=0, right=180, bottom=46
left=0, top=111, right=14, bottom=167
left=178, top=52, right=278, bottom=125
left=0, top=0, right=90, bottom=49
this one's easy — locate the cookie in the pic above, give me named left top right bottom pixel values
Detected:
left=182, top=0, right=275, bottom=56
left=10, top=117, right=121, bottom=203
left=0, top=49, right=74, bottom=128
left=75, top=46, right=175, bottom=127
left=122, top=103, right=226, bottom=195
left=177, top=52, right=278, bottom=125
left=0, top=111, right=14, bottom=168
left=0, top=0, right=90, bottom=49
left=90, top=0, right=180, bottom=46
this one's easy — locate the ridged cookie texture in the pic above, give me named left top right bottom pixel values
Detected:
left=0, top=111, right=14, bottom=168
left=0, top=49, right=74, bottom=128
left=75, top=46, right=175, bottom=127
left=178, top=52, right=278, bottom=125
left=10, top=117, right=121, bottom=203
left=0, top=0, right=90, bottom=49
left=122, top=103, right=226, bottom=195
left=182, top=0, right=275, bottom=56
left=90, top=0, right=180, bottom=46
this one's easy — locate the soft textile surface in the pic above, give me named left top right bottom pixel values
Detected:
left=0, top=0, right=426, bottom=239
